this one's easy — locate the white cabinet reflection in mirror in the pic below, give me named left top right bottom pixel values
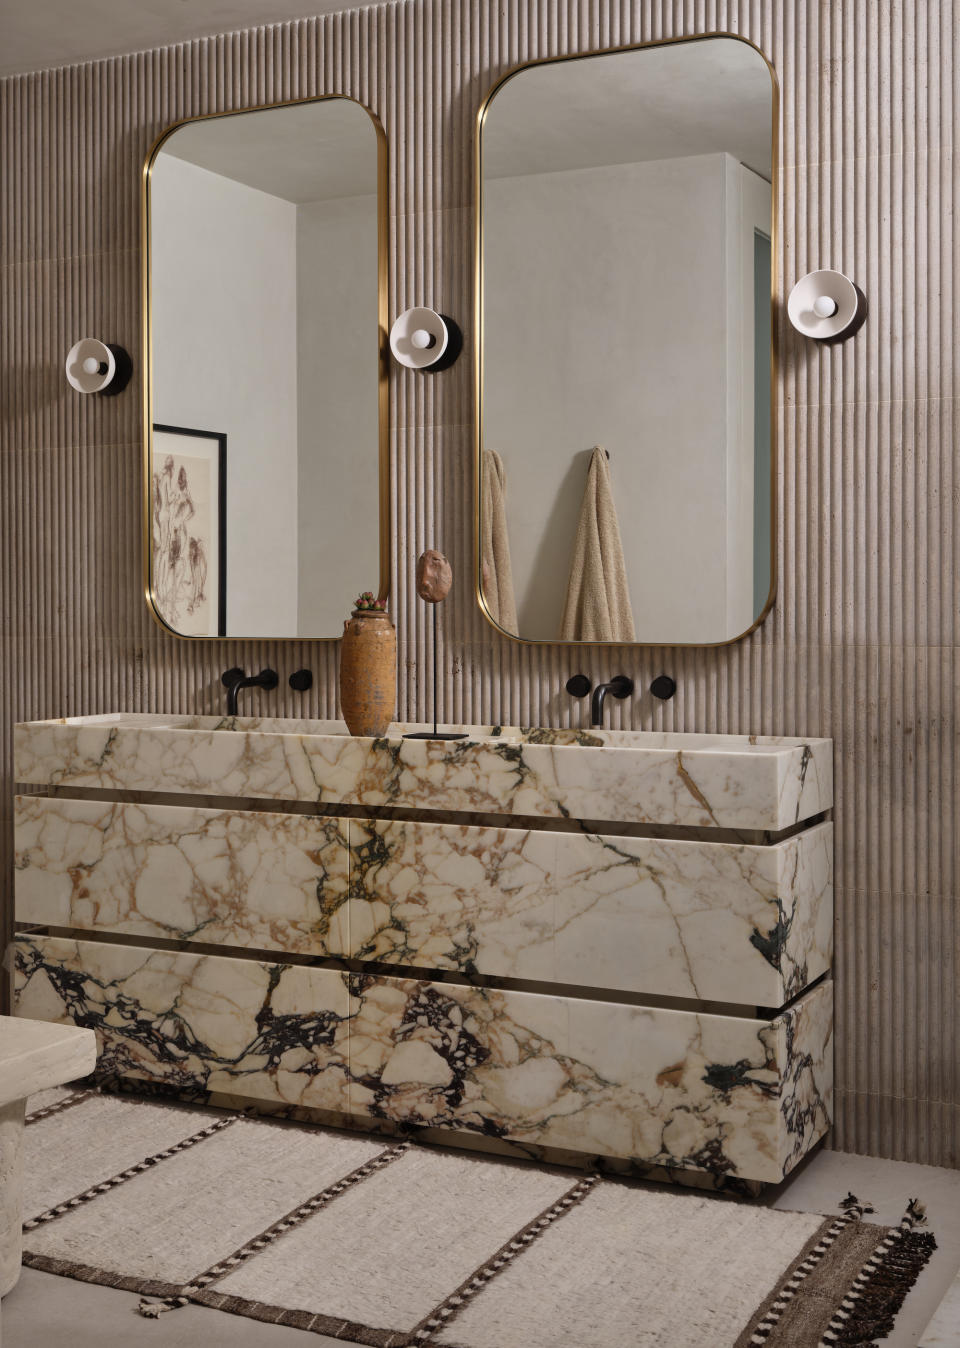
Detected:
left=477, top=37, right=776, bottom=644
left=145, top=97, right=388, bottom=639
left=14, top=716, right=832, bottom=1187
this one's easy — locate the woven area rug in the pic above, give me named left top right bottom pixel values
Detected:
left=22, top=1088, right=936, bottom=1347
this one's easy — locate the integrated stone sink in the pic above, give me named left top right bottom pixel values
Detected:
left=15, top=714, right=831, bottom=830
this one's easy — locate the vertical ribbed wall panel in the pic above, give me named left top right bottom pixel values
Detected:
left=0, top=0, right=956, bottom=1167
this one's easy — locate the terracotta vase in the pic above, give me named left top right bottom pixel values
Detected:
left=339, top=608, right=397, bottom=737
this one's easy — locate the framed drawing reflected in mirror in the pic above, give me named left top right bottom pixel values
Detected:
left=144, top=95, right=388, bottom=641
left=151, top=424, right=227, bottom=637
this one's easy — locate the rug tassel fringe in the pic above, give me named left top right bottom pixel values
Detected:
left=837, top=1191, right=876, bottom=1219
left=138, top=1295, right=189, bottom=1318
left=819, top=1196, right=938, bottom=1345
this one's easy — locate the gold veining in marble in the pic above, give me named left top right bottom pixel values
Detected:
left=15, top=796, right=349, bottom=954
left=17, top=797, right=831, bottom=1008
left=348, top=818, right=833, bottom=1005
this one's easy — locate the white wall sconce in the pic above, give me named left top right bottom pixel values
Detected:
left=65, top=338, right=133, bottom=395
left=389, top=307, right=462, bottom=371
left=787, top=271, right=867, bottom=342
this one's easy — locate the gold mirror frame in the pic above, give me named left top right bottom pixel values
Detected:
left=141, top=95, right=390, bottom=641
left=474, top=33, right=780, bottom=648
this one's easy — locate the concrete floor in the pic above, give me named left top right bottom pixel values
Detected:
left=3, top=1145, right=959, bottom=1348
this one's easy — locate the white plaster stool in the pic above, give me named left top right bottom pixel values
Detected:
left=0, top=1016, right=96, bottom=1297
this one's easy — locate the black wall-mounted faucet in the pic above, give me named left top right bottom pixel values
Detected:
left=590, top=675, right=633, bottom=726
left=221, top=667, right=279, bottom=717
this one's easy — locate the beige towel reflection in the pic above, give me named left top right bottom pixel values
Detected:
left=559, top=446, right=636, bottom=642
left=481, top=449, right=518, bottom=634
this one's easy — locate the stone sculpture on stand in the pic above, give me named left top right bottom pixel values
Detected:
left=404, top=550, right=465, bottom=741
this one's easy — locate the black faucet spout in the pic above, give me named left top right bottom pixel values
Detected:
left=590, top=675, right=634, bottom=726
left=221, top=667, right=279, bottom=717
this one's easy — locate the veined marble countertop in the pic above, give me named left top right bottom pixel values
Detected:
left=15, top=715, right=833, bottom=831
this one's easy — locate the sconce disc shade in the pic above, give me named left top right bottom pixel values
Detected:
left=65, top=338, right=115, bottom=393
left=389, top=307, right=450, bottom=369
left=787, top=270, right=863, bottom=340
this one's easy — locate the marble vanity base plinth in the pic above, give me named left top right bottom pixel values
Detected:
left=97, top=1074, right=769, bottom=1197
left=0, top=1100, right=25, bottom=1297
left=13, top=934, right=832, bottom=1185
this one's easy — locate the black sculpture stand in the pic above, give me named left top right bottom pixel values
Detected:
left=403, top=604, right=467, bottom=741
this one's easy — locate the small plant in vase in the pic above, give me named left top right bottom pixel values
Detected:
left=352, top=592, right=387, bottom=614
left=338, top=590, right=396, bottom=737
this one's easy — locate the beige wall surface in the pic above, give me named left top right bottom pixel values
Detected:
left=0, top=0, right=956, bottom=1167
left=152, top=153, right=300, bottom=635
left=483, top=153, right=753, bottom=643
left=296, top=190, right=381, bottom=635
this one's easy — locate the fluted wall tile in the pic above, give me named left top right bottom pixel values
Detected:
left=781, top=157, right=958, bottom=414
left=0, top=254, right=140, bottom=453
left=833, top=1094, right=959, bottom=1171
left=0, top=0, right=957, bottom=1167
left=774, top=396, right=959, bottom=652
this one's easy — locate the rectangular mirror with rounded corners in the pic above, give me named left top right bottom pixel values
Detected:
left=476, top=36, right=777, bottom=645
left=143, top=96, right=388, bottom=640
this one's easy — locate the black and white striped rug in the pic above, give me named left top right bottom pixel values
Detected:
left=22, top=1088, right=935, bottom=1346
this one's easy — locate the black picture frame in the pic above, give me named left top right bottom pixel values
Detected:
left=151, top=423, right=227, bottom=637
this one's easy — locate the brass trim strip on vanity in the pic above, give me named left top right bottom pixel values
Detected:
left=140, top=94, right=391, bottom=642
left=472, top=32, right=781, bottom=648
left=24, top=784, right=830, bottom=845
left=14, top=923, right=830, bottom=1020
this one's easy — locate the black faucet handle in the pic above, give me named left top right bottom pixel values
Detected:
left=221, top=667, right=245, bottom=690
left=289, top=669, right=313, bottom=693
left=565, top=674, right=592, bottom=698
left=650, top=675, right=676, bottom=701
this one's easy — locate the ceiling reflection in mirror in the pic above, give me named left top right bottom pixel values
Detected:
left=145, top=97, right=387, bottom=639
left=477, top=38, right=776, bottom=645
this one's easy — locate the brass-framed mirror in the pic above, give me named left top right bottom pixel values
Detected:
left=143, top=95, right=388, bottom=640
left=476, top=35, right=778, bottom=646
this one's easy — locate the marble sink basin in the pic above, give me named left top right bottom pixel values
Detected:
left=14, top=714, right=832, bottom=831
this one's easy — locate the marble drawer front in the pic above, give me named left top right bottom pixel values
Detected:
left=14, top=795, right=349, bottom=955
left=349, top=973, right=833, bottom=1184
left=14, top=718, right=833, bottom=830
left=16, top=797, right=832, bottom=1007
left=13, top=934, right=832, bottom=1183
left=349, top=818, right=833, bottom=1006
left=13, top=935, right=351, bottom=1114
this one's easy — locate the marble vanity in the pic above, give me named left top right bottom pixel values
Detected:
left=12, top=714, right=833, bottom=1185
